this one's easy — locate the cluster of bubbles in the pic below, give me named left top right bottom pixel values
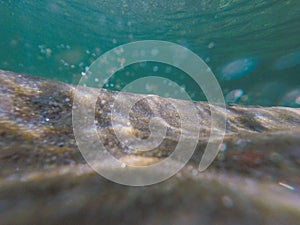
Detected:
left=2, top=35, right=299, bottom=107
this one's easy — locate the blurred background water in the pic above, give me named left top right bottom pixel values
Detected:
left=0, top=0, right=299, bottom=106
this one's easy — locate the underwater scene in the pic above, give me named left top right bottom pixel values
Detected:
left=0, top=1, right=300, bottom=225
left=1, top=0, right=299, bottom=106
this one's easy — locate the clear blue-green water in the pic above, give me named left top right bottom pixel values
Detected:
left=0, top=0, right=299, bottom=106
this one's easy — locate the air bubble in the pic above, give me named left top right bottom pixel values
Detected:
left=153, top=66, right=159, bottom=72
left=279, top=88, right=300, bottom=107
left=273, top=51, right=300, bottom=70
left=151, top=48, right=159, bottom=56
left=225, top=89, right=244, bottom=103
left=221, top=57, right=257, bottom=80
left=208, top=42, right=215, bottom=49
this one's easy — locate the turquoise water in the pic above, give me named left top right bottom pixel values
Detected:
left=0, top=0, right=299, bottom=106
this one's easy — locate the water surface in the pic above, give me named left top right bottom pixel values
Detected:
left=0, top=0, right=299, bottom=106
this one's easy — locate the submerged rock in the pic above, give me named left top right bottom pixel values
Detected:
left=0, top=70, right=300, bottom=225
